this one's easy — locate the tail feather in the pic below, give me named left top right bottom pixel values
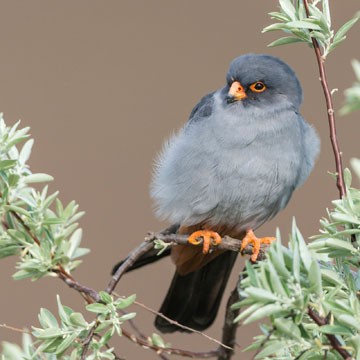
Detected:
left=155, top=250, right=238, bottom=333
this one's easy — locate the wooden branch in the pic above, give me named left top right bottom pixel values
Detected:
left=113, top=291, right=232, bottom=351
left=148, top=231, right=268, bottom=260
left=217, top=280, right=241, bottom=360
left=308, top=307, right=352, bottom=360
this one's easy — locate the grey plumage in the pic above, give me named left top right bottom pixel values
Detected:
left=149, top=53, right=320, bottom=333
left=151, top=54, right=320, bottom=234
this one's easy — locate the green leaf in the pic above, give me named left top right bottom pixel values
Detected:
left=318, top=325, right=353, bottom=336
left=115, top=294, right=136, bottom=309
left=34, top=327, right=62, bottom=339
left=254, top=340, right=287, bottom=359
left=308, top=259, right=322, bottom=297
left=279, top=0, right=296, bottom=20
left=334, top=15, right=360, bottom=43
left=39, top=308, right=59, bottom=328
left=23, top=173, right=54, bottom=183
left=99, top=291, right=113, bottom=304
left=243, top=304, right=284, bottom=324
left=119, top=312, right=136, bottom=322
left=274, top=318, right=302, bottom=341
left=86, top=303, right=109, bottom=314
left=245, top=287, right=279, bottom=303
left=151, top=333, right=166, bottom=348
left=287, top=20, right=322, bottom=30
left=54, top=331, right=79, bottom=355
left=268, top=36, right=304, bottom=47
left=69, top=312, right=88, bottom=327
left=0, top=159, right=17, bottom=171
left=338, top=314, right=360, bottom=331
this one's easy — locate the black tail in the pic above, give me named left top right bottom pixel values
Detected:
left=155, top=251, right=238, bottom=333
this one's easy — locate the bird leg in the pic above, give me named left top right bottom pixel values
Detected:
left=241, top=229, right=275, bottom=261
left=188, top=230, right=222, bottom=254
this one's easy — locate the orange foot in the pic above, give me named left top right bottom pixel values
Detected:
left=188, top=230, right=222, bottom=254
left=241, top=229, right=276, bottom=262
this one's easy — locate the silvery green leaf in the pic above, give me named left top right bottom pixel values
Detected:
left=57, top=295, right=72, bottom=325
left=115, top=294, right=136, bottom=309
left=268, top=36, right=304, bottom=47
left=311, top=30, right=327, bottom=42
left=233, top=302, right=263, bottom=323
left=321, top=269, right=346, bottom=287
left=0, top=159, right=17, bottom=171
left=295, top=223, right=312, bottom=272
left=279, top=0, right=296, bottom=20
left=245, top=287, right=279, bottom=303
left=351, top=158, right=360, bottom=181
left=344, top=168, right=352, bottom=188
left=39, top=308, right=59, bottom=329
left=151, top=333, right=165, bottom=348
left=308, top=259, right=322, bottom=297
left=23, top=173, right=54, bottom=183
left=334, top=15, right=360, bottom=43
left=267, top=261, right=287, bottom=297
left=86, top=303, right=109, bottom=314
left=99, top=291, right=112, bottom=304
left=262, top=23, right=293, bottom=33
left=119, top=312, right=136, bottom=322
left=34, top=327, right=62, bottom=339
left=243, top=304, right=284, bottom=324
left=352, top=59, right=360, bottom=81
left=12, top=269, right=33, bottom=280
left=274, top=318, right=302, bottom=341
left=8, top=173, right=20, bottom=187
left=318, top=325, right=353, bottom=336
left=54, top=331, right=79, bottom=355
left=328, top=35, right=346, bottom=54
left=338, top=314, right=360, bottom=331
left=0, top=245, right=20, bottom=259
left=322, top=0, right=331, bottom=26
left=69, top=312, right=88, bottom=327
left=292, top=241, right=300, bottom=282
left=331, top=212, right=360, bottom=225
left=19, top=139, right=34, bottom=166
left=268, top=11, right=290, bottom=22
left=67, top=229, right=82, bottom=259
left=254, top=340, right=287, bottom=359
left=4, top=204, right=30, bottom=217
left=287, top=20, right=322, bottom=30
left=1, top=342, right=25, bottom=359
left=100, top=328, right=115, bottom=346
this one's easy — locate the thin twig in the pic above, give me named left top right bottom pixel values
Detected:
left=308, top=307, right=352, bottom=360
left=81, top=323, right=98, bottom=360
left=106, top=241, right=155, bottom=294
left=56, top=258, right=221, bottom=359
left=0, top=323, right=31, bottom=334
left=303, top=0, right=346, bottom=199
left=113, top=292, right=232, bottom=351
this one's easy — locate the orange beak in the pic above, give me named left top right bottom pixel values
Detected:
left=229, top=81, right=247, bottom=100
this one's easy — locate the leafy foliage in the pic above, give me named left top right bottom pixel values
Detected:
left=0, top=115, right=138, bottom=359
left=234, top=165, right=360, bottom=359
left=263, top=0, right=359, bottom=58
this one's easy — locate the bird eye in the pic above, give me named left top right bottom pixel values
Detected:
left=250, top=81, right=266, bottom=92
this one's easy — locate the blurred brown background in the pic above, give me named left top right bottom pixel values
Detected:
left=0, top=1, right=359, bottom=359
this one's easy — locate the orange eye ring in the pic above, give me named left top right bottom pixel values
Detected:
left=250, top=81, right=266, bottom=93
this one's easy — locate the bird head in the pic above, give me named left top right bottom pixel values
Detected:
left=224, top=54, right=303, bottom=110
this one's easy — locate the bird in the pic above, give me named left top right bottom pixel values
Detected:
left=114, top=53, right=320, bottom=333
